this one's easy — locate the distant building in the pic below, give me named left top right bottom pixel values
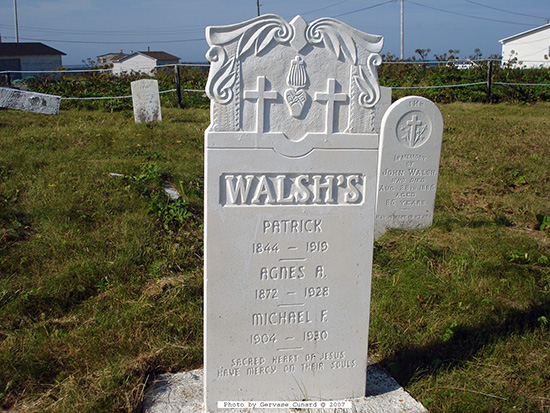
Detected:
left=499, top=23, right=550, bottom=68
left=111, top=51, right=180, bottom=75
left=0, top=42, right=66, bottom=79
left=97, top=51, right=127, bottom=66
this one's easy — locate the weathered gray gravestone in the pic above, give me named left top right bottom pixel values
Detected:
left=374, top=96, right=443, bottom=239
left=0, top=87, right=61, bottom=115
left=130, top=79, right=162, bottom=123
left=204, top=14, right=386, bottom=411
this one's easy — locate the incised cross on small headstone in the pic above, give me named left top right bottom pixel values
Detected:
left=401, top=114, right=426, bottom=148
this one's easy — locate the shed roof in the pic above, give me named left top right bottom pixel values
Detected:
left=0, top=42, right=66, bottom=57
left=114, top=51, right=180, bottom=63
left=141, top=51, right=179, bottom=61
left=102, top=53, right=127, bottom=61
left=98, top=52, right=127, bottom=58
left=499, top=23, right=550, bottom=44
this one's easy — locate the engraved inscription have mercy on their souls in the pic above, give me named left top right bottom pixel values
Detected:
left=204, top=14, right=384, bottom=411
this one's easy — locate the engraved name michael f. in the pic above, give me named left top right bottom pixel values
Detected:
left=221, top=173, right=366, bottom=206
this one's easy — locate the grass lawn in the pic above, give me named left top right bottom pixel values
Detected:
left=0, top=103, right=549, bottom=412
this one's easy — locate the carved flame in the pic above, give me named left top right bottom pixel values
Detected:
left=287, top=56, right=307, bottom=89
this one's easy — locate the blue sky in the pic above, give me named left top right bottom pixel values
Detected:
left=0, top=0, right=548, bottom=65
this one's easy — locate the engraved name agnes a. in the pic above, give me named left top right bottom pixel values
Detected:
left=221, top=173, right=365, bottom=206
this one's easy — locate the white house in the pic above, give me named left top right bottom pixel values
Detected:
left=499, top=23, right=550, bottom=68
left=0, top=42, right=66, bottom=79
left=111, top=51, right=180, bottom=75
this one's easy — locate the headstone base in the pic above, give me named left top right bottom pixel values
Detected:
left=142, top=360, right=427, bottom=413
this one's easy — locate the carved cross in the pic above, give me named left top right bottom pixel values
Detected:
left=405, top=114, right=423, bottom=146
left=315, top=78, right=347, bottom=135
left=244, top=76, right=278, bottom=133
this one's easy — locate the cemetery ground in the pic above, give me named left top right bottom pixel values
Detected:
left=0, top=103, right=549, bottom=412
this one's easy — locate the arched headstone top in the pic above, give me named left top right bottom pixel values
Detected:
left=205, top=14, right=384, bottom=145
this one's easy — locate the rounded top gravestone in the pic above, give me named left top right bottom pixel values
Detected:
left=374, top=96, right=444, bottom=240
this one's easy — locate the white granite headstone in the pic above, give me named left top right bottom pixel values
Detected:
left=374, top=96, right=443, bottom=239
left=131, top=79, right=162, bottom=123
left=369, top=86, right=392, bottom=134
left=0, top=87, right=61, bottom=115
left=204, top=14, right=385, bottom=411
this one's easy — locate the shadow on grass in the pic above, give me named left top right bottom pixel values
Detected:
left=380, top=299, right=550, bottom=386
left=0, top=194, right=33, bottom=254
left=434, top=214, right=514, bottom=231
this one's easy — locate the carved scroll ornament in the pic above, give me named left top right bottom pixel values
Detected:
left=205, top=14, right=384, bottom=109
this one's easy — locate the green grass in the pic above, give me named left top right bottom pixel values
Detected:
left=0, top=103, right=549, bottom=412
left=371, top=102, right=550, bottom=412
left=0, top=108, right=207, bottom=411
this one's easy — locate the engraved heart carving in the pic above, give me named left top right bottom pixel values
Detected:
left=285, top=88, right=306, bottom=118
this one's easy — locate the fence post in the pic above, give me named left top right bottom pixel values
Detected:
left=174, top=65, right=183, bottom=109
left=486, top=60, right=493, bottom=103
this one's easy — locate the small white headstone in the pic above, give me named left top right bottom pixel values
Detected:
left=374, top=96, right=443, bottom=239
left=204, top=14, right=385, bottom=411
left=131, top=79, right=162, bottom=123
left=0, top=87, right=61, bottom=115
